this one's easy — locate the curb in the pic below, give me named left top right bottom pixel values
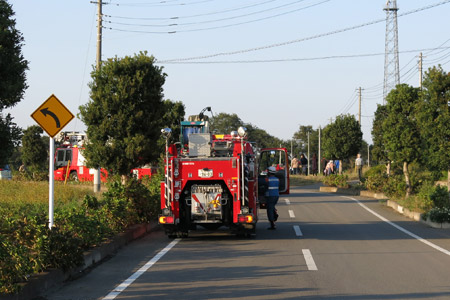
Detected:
left=1, top=222, right=160, bottom=300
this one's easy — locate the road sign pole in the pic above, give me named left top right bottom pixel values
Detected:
left=49, top=137, right=54, bottom=229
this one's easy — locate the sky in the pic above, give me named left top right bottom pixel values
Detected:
left=5, top=0, right=450, bottom=144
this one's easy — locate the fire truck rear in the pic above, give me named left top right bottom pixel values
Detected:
left=159, top=112, right=289, bottom=237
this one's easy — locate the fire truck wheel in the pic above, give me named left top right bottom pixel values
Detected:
left=69, top=171, right=78, bottom=181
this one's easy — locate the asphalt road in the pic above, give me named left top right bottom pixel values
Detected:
left=43, top=185, right=450, bottom=300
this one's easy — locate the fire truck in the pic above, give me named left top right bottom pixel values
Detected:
left=158, top=112, right=289, bottom=237
left=53, top=132, right=155, bottom=181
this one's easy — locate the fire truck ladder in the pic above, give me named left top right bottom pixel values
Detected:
left=165, top=160, right=174, bottom=209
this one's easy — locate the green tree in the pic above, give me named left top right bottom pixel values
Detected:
left=79, top=52, right=166, bottom=180
left=0, top=0, right=28, bottom=109
left=159, top=99, right=185, bottom=149
left=322, top=114, right=362, bottom=173
left=417, top=66, right=450, bottom=188
left=210, top=113, right=243, bottom=134
left=292, top=125, right=319, bottom=157
left=210, top=112, right=282, bottom=148
left=383, top=84, right=421, bottom=197
left=0, top=113, right=21, bottom=165
left=21, top=125, right=47, bottom=174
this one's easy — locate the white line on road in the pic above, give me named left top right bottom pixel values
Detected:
left=343, top=196, right=450, bottom=257
left=289, top=210, right=295, bottom=218
left=103, top=239, right=180, bottom=300
left=302, top=249, right=318, bottom=271
left=293, top=225, right=303, bottom=237
left=284, top=199, right=290, bottom=205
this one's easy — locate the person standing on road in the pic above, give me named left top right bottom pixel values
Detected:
left=355, top=153, right=363, bottom=181
left=266, top=166, right=279, bottom=230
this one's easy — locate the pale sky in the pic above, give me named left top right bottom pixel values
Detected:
left=5, top=0, right=450, bottom=144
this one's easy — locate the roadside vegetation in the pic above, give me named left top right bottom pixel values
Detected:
left=0, top=173, right=163, bottom=294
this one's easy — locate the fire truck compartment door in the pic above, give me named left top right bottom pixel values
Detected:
left=258, top=148, right=290, bottom=194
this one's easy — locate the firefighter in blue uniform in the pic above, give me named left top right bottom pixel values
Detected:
left=266, top=166, right=280, bottom=230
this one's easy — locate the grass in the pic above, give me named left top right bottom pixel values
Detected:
left=0, top=180, right=95, bottom=207
left=289, top=174, right=323, bottom=186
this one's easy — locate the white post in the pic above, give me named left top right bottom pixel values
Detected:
left=49, top=137, right=55, bottom=229
left=94, top=168, right=101, bottom=192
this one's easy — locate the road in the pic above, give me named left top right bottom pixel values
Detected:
left=44, top=185, right=450, bottom=300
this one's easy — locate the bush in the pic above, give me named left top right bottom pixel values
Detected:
left=424, top=207, right=450, bottom=223
left=364, top=165, right=388, bottom=193
left=322, top=174, right=349, bottom=188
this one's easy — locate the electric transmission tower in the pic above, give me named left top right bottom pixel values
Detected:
left=383, top=0, right=400, bottom=104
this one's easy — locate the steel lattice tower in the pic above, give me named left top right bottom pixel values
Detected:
left=383, top=0, right=400, bottom=103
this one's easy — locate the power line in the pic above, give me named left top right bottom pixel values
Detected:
left=157, top=0, right=450, bottom=62
left=106, top=0, right=310, bottom=27
left=156, top=46, right=450, bottom=64
left=105, top=0, right=330, bottom=34
left=105, top=0, right=279, bottom=21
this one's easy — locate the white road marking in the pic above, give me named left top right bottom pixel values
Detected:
left=293, top=225, right=303, bottom=237
left=343, top=196, right=450, bottom=257
left=289, top=210, right=295, bottom=218
left=103, top=239, right=180, bottom=300
left=302, top=249, right=318, bottom=271
left=284, top=199, right=290, bottom=205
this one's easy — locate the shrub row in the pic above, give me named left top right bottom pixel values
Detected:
left=0, top=174, right=162, bottom=294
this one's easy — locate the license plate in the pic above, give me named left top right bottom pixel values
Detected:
left=198, top=169, right=213, bottom=178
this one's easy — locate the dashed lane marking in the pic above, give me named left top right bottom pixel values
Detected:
left=293, top=225, right=303, bottom=237
left=289, top=210, right=295, bottom=218
left=302, top=249, right=318, bottom=271
left=284, top=199, right=290, bottom=205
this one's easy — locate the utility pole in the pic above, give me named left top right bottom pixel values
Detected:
left=318, top=126, right=321, bottom=175
left=358, top=87, right=362, bottom=125
left=307, top=131, right=310, bottom=176
left=419, top=52, right=423, bottom=89
left=93, top=0, right=103, bottom=193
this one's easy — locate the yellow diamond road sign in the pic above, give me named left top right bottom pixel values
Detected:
left=31, top=94, right=74, bottom=138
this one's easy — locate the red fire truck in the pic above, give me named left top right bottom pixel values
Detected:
left=54, top=132, right=155, bottom=181
left=159, top=113, right=289, bottom=237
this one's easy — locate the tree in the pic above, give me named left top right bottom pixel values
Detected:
left=0, top=0, right=29, bottom=110
left=210, top=113, right=243, bottom=135
left=79, top=52, right=166, bottom=180
left=383, top=84, right=421, bottom=197
left=0, top=113, right=21, bottom=166
left=322, top=114, right=362, bottom=173
left=292, top=125, right=319, bottom=157
left=159, top=99, right=185, bottom=149
left=371, top=104, right=392, bottom=174
left=210, top=112, right=283, bottom=149
left=417, top=66, right=450, bottom=189
left=21, top=125, right=47, bottom=174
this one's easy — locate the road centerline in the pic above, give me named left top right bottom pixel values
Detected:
left=302, top=249, right=318, bottom=271
left=289, top=209, right=295, bottom=218
left=293, top=225, right=303, bottom=237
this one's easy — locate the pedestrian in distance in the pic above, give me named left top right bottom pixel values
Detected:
left=300, top=154, right=308, bottom=175
left=355, top=153, right=363, bottom=181
left=266, top=166, right=279, bottom=230
left=291, top=156, right=299, bottom=175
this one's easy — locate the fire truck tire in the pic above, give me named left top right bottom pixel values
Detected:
left=69, top=171, right=78, bottom=181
